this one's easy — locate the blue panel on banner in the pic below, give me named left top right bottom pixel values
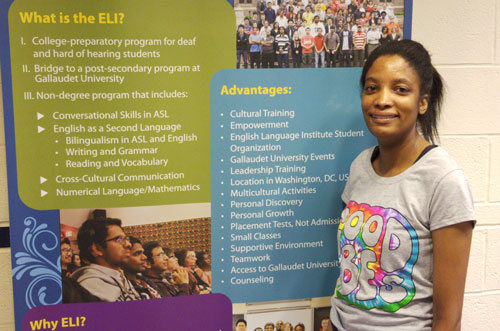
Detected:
left=210, top=69, right=376, bottom=303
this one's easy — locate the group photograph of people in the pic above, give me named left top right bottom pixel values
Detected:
left=235, top=0, right=405, bottom=68
left=59, top=204, right=212, bottom=303
left=233, top=300, right=331, bottom=331
left=234, top=319, right=309, bottom=331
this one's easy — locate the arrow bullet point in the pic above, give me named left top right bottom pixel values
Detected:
left=40, top=190, right=47, bottom=197
left=37, top=112, right=44, bottom=120
left=37, top=126, right=45, bottom=133
left=40, top=176, right=47, bottom=184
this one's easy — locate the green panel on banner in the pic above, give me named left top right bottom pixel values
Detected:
left=9, top=0, right=234, bottom=210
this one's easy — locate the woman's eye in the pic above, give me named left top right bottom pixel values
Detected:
left=395, top=86, right=409, bottom=93
left=364, top=85, right=376, bottom=93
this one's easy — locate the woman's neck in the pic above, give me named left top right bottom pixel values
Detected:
left=373, top=132, right=430, bottom=177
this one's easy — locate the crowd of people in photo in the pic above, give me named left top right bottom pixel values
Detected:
left=236, top=0, right=402, bottom=68
left=235, top=319, right=311, bottom=331
left=235, top=318, right=331, bottom=331
left=61, top=218, right=212, bottom=303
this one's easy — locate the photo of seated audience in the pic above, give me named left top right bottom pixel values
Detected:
left=235, top=0, right=405, bottom=68
left=59, top=204, right=211, bottom=303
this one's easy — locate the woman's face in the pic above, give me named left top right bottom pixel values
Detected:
left=166, top=252, right=179, bottom=270
left=74, top=254, right=81, bottom=267
left=361, top=55, right=427, bottom=145
left=185, top=250, right=197, bottom=267
left=202, top=253, right=211, bottom=265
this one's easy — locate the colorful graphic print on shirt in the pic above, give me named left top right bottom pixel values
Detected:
left=335, top=201, right=419, bottom=312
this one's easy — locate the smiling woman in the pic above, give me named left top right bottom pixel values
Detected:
left=330, top=40, right=475, bottom=331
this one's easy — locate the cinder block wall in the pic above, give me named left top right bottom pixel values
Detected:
left=1, top=0, right=499, bottom=330
left=412, top=1, right=500, bottom=330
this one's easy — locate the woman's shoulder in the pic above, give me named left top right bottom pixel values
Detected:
left=407, top=146, right=473, bottom=197
left=348, top=146, right=376, bottom=172
left=356, top=146, right=376, bottom=161
left=417, top=146, right=462, bottom=176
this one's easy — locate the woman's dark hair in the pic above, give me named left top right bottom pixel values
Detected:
left=360, top=40, right=444, bottom=144
left=175, top=248, right=188, bottom=267
left=196, top=251, right=210, bottom=270
left=71, top=253, right=80, bottom=265
left=294, top=323, right=305, bottom=330
left=68, top=253, right=83, bottom=274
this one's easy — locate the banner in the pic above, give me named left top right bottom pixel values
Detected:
left=0, top=1, right=412, bottom=330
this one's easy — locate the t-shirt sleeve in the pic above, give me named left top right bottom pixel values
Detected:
left=78, top=277, right=122, bottom=302
left=429, top=169, right=476, bottom=231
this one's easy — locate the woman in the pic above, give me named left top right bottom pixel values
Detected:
left=324, top=7, right=335, bottom=23
left=379, top=26, right=391, bottom=45
left=335, top=9, right=344, bottom=27
left=390, top=26, right=401, bottom=41
left=359, top=12, right=367, bottom=27
left=291, top=31, right=302, bottom=68
left=271, top=21, right=280, bottom=37
left=366, top=16, right=376, bottom=28
left=175, top=249, right=211, bottom=293
left=330, top=40, right=474, bottom=330
left=294, top=323, right=305, bottom=331
left=67, top=253, right=82, bottom=274
left=195, top=251, right=212, bottom=286
left=286, top=6, right=297, bottom=22
left=345, top=16, right=353, bottom=31
left=366, top=0, right=375, bottom=13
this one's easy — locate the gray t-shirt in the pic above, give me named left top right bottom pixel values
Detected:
left=325, top=32, right=340, bottom=51
left=262, top=35, right=275, bottom=54
left=330, top=146, right=475, bottom=331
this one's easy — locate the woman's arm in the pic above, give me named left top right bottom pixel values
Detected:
left=432, top=221, right=473, bottom=331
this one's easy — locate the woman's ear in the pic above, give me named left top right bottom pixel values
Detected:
left=419, top=94, right=429, bottom=115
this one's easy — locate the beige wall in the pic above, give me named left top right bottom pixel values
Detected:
left=1, top=0, right=500, bottom=329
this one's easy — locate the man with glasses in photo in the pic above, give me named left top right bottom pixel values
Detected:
left=60, top=237, right=73, bottom=278
left=71, top=218, right=141, bottom=302
left=142, top=241, right=191, bottom=297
